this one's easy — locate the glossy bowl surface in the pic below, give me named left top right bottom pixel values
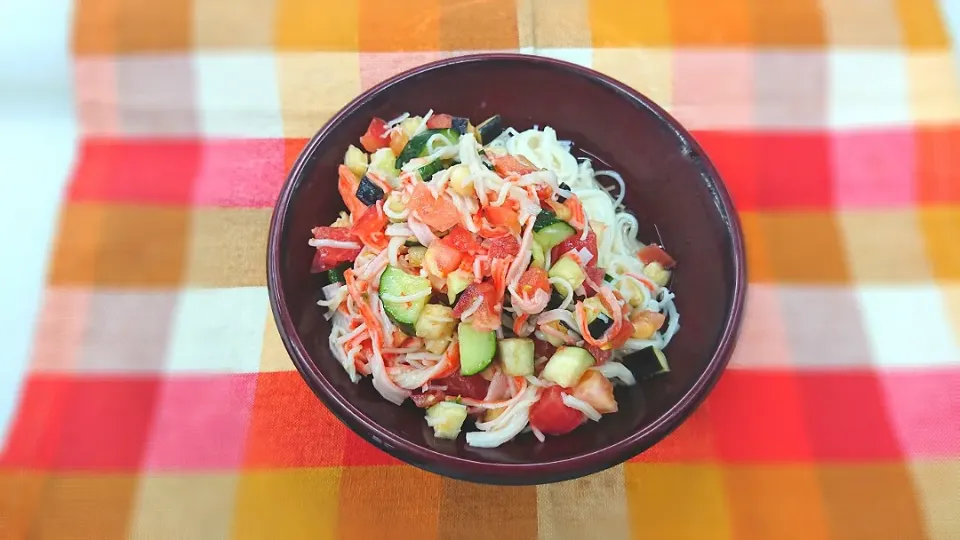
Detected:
left=267, top=53, right=746, bottom=485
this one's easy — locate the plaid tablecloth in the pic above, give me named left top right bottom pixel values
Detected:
left=1, top=0, right=959, bottom=538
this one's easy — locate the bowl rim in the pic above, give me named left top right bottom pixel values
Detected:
left=267, top=52, right=747, bottom=485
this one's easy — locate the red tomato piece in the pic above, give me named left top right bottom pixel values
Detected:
left=483, top=206, right=521, bottom=235
left=584, top=343, right=611, bottom=364
left=409, top=183, right=461, bottom=232
left=337, top=165, right=368, bottom=218
left=533, top=338, right=557, bottom=360
left=451, top=281, right=500, bottom=331
left=583, top=266, right=607, bottom=294
left=359, top=118, right=390, bottom=153
left=352, top=202, right=389, bottom=251
left=607, top=318, right=635, bottom=350
left=491, top=154, right=539, bottom=177
left=551, top=228, right=598, bottom=267
left=572, top=370, right=618, bottom=414
left=389, top=129, right=408, bottom=156
left=638, top=244, right=676, bottom=269
left=484, top=234, right=520, bottom=260
left=424, top=239, right=463, bottom=278
left=411, top=390, right=445, bottom=409
left=443, top=225, right=481, bottom=255
left=426, top=114, right=453, bottom=129
left=309, top=226, right=362, bottom=273
left=517, top=267, right=550, bottom=297
left=529, top=386, right=584, bottom=436
left=435, top=373, right=489, bottom=400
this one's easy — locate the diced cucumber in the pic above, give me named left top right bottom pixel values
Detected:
left=369, top=147, right=399, bottom=178
left=446, top=269, right=473, bottom=304
left=548, top=255, right=586, bottom=290
left=531, top=239, right=545, bottom=269
left=425, top=401, right=468, bottom=439
left=533, top=221, right=576, bottom=251
left=604, top=273, right=614, bottom=283
left=379, top=265, right=431, bottom=335
left=344, top=144, right=368, bottom=177
left=498, top=338, right=534, bottom=376
left=396, top=128, right=459, bottom=168
left=581, top=296, right=608, bottom=324
left=417, top=158, right=448, bottom=181
left=458, top=322, right=496, bottom=376
left=541, top=346, right=595, bottom=387
left=326, top=262, right=351, bottom=284
left=415, top=304, right=456, bottom=340
left=533, top=210, right=564, bottom=232
left=400, top=116, right=423, bottom=138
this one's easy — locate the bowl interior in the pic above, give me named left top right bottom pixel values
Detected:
left=271, top=56, right=742, bottom=481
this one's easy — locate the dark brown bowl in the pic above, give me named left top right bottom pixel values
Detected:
left=267, top=54, right=746, bottom=485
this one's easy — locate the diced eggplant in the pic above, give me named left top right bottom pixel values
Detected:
left=634, top=347, right=670, bottom=379
left=476, top=115, right=504, bottom=145
left=355, top=175, right=385, bottom=206
left=451, top=116, right=469, bottom=135
left=587, top=313, right=612, bottom=339
left=557, top=182, right=572, bottom=203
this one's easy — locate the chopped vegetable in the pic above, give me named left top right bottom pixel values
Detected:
left=359, top=118, right=390, bottom=153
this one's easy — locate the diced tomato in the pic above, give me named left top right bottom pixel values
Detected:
left=452, top=281, right=500, bottom=331
left=517, top=267, right=550, bottom=297
left=529, top=386, right=584, bottom=436
left=583, top=266, right=607, bottom=294
left=491, top=153, right=539, bottom=177
left=389, top=129, right=408, bottom=156
left=630, top=311, right=667, bottom=340
left=484, top=234, right=520, bottom=260
left=426, top=114, right=453, bottom=129
left=638, top=244, right=676, bottom=269
left=351, top=202, right=389, bottom=251
left=607, top=317, right=635, bottom=350
left=411, top=390, right=445, bottom=408
left=359, top=118, right=390, bottom=153
left=572, top=370, right=618, bottom=414
left=533, top=338, right=557, bottom=360
left=435, top=373, right=489, bottom=400
left=337, top=165, right=368, bottom=218
left=551, top=228, right=598, bottom=267
left=584, top=343, right=612, bottom=364
left=483, top=206, right=521, bottom=235
left=424, top=239, right=463, bottom=278
left=409, top=183, right=461, bottom=232
left=309, top=226, right=362, bottom=273
left=443, top=225, right=481, bottom=255
left=452, top=282, right=495, bottom=317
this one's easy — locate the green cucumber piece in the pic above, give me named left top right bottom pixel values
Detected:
left=425, top=401, right=468, bottom=439
left=417, top=158, right=448, bottom=181
left=395, top=128, right=459, bottom=168
left=541, top=346, right=595, bottom=387
left=457, top=322, right=496, bottom=376
left=533, top=221, right=576, bottom=251
left=548, top=255, right=586, bottom=290
left=326, top=262, right=351, bottom=284
left=532, top=210, right=563, bottom=232
left=498, top=338, right=534, bottom=376
left=379, top=265, right=431, bottom=335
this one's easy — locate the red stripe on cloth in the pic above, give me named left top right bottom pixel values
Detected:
left=242, top=371, right=347, bottom=467
left=795, top=370, right=905, bottom=461
left=692, top=131, right=833, bottom=211
left=1, top=375, right=160, bottom=470
left=67, top=138, right=201, bottom=205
